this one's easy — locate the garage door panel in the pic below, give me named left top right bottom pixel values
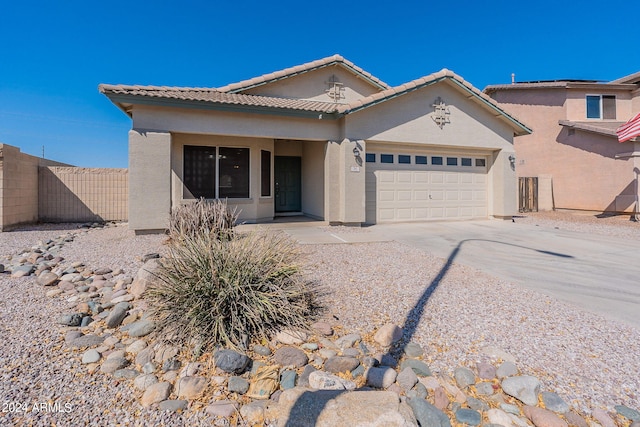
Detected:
left=414, top=172, right=428, bottom=183
left=397, top=191, right=412, bottom=201
left=430, top=190, right=444, bottom=201
left=366, top=151, right=488, bottom=223
left=379, top=209, right=395, bottom=220
left=414, top=208, right=428, bottom=219
left=445, top=207, right=459, bottom=218
left=396, top=208, right=412, bottom=219
left=397, top=172, right=412, bottom=183
left=379, top=190, right=395, bottom=202
left=460, top=191, right=473, bottom=201
left=379, top=171, right=395, bottom=182
left=445, top=173, right=459, bottom=184
left=431, top=173, right=444, bottom=184
left=415, top=190, right=428, bottom=200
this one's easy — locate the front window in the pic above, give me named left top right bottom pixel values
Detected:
left=586, top=95, right=616, bottom=119
left=184, top=145, right=250, bottom=199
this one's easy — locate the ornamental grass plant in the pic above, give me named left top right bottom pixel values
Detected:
left=168, top=198, right=238, bottom=243
left=147, top=201, right=324, bottom=351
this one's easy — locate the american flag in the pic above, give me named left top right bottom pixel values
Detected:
left=617, top=112, right=640, bottom=143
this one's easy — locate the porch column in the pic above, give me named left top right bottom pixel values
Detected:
left=129, top=130, right=171, bottom=232
left=489, top=149, right=517, bottom=219
left=325, top=138, right=366, bottom=225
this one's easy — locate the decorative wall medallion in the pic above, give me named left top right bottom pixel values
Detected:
left=325, top=75, right=345, bottom=101
left=432, top=97, right=450, bottom=129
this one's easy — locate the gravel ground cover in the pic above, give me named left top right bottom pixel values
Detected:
left=515, top=210, right=640, bottom=239
left=0, top=213, right=638, bottom=425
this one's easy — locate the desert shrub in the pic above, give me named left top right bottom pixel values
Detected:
left=146, top=230, right=324, bottom=351
left=168, top=198, right=238, bottom=243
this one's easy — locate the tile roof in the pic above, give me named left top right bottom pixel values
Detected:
left=484, top=82, right=571, bottom=93
left=98, top=84, right=340, bottom=114
left=341, top=69, right=498, bottom=113
left=485, top=80, right=637, bottom=93
left=610, top=70, right=640, bottom=85
left=558, top=120, right=625, bottom=137
left=215, top=54, right=390, bottom=93
left=99, top=59, right=530, bottom=135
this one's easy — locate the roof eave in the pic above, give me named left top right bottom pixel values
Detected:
left=558, top=120, right=619, bottom=138
left=101, top=93, right=340, bottom=120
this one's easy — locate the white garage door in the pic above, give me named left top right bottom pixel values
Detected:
left=365, top=151, right=488, bottom=223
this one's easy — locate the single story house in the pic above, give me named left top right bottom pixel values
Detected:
left=100, top=55, right=531, bottom=232
left=485, top=71, right=640, bottom=214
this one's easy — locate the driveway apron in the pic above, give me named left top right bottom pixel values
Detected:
left=369, top=220, right=640, bottom=328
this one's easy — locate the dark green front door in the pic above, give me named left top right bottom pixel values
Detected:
left=275, top=156, right=301, bottom=213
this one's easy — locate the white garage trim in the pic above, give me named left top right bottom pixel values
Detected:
left=365, top=147, right=489, bottom=223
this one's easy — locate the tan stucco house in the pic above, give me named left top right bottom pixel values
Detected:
left=100, top=55, right=530, bottom=232
left=485, top=72, right=640, bottom=214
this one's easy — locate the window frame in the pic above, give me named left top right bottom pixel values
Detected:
left=415, top=155, right=428, bottom=165
left=446, top=157, right=458, bottom=166
left=380, top=154, right=394, bottom=164
left=183, top=145, right=251, bottom=200
left=398, top=154, right=411, bottom=164
left=365, top=153, right=376, bottom=163
left=586, top=94, right=616, bottom=120
left=431, top=156, right=443, bottom=166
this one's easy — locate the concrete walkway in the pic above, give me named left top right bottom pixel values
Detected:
left=242, top=218, right=640, bottom=329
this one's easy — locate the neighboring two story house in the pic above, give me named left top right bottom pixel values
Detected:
left=101, top=55, right=530, bottom=232
left=485, top=72, right=640, bottom=214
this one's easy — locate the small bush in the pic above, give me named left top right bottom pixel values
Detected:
left=147, top=230, right=324, bottom=351
left=169, top=198, right=238, bottom=243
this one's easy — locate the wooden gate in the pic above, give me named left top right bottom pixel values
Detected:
left=519, top=177, right=538, bottom=212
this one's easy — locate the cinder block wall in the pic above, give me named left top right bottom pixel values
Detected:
left=39, top=167, right=128, bottom=222
left=0, top=144, right=64, bottom=230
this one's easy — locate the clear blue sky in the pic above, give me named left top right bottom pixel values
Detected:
left=1, top=0, right=638, bottom=168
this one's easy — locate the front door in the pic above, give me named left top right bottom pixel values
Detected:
left=275, top=156, right=301, bottom=213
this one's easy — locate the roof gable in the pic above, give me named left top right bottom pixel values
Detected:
left=216, top=54, right=390, bottom=95
left=340, top=69, right=532, bottom=136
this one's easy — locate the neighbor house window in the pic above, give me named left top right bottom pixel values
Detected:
left=432, top=156, right=443, bottom=165
left=398, top=155, right=411, bottom=164
left=447, top=157, right=458, bottom=166
left=261, top=150, right=271, bottom=197
left=184, top=145, right=250, bottom=199
left=366, top=153, right=376, bottom=163
left=415, top=155, right=428, bottom=165
left=381, top=154, right=394, bottom=163
left=461, top=158, right=472, bottom=166
left=586, top=95, right=616, bottom=119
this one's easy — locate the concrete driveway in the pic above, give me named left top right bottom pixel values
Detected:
left=370, top=220, right=640, bottom=329
left=257, top=218, right=640, bottom=329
